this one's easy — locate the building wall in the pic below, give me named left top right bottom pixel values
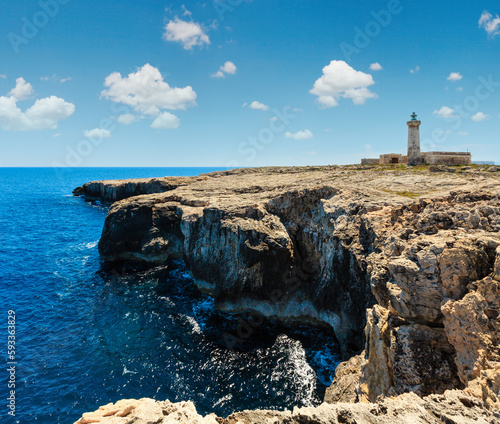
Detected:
left=380, top=154, right=403, bottom=164
left=361, top=158, right=380, bottom=165
left=424, top=152, right=471, bottom=165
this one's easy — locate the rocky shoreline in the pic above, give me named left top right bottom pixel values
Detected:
left=73, top=165, right=500, bottom=423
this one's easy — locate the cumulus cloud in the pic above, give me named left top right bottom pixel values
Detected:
left=285, top=129, right=314, bottom=140
left=117, top=113, right=137, bottom=125
left=447, top=72, right=463, bottom=82
left=101, top=64, right=196, bottom=115
left=0, top=94, right=75, bottom=131
left=9, top=77, right=34, bottom=100
left=310, top=60, right=377, bottom=107
left=84, top=128, right=111, bottom=139
left=479, top=11, right=500, bottom=38
left=410, top=66, right=420, bottom=74
left=211, top=61, right=237, bottom=78
left=101, top=64, right=196, bottom=129
left=151, top=112, right=180, bottom=129
left=370, top=63, right=383, bottom=71
left=471, top=112, right=490, bottom=122
left=433, top=106, right=456, bottom=119
left=163, top=18, right=210, bottom=49
left=249, top=101, right=269, bottom=111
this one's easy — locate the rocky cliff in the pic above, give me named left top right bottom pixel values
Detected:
left=72, top=175, right=206, bottom=204
left=74, top=165, right=500, bottom=423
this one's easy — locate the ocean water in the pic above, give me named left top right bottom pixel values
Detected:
left=0, top=168, right=340, bottom=423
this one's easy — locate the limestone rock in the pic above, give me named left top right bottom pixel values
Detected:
left=74, top=398, right=219, bottom=424
left=72, top=176, right=201, bottom=204
left=442, top=277, right=500, bottom=409
left=74, top=167, right=500, bottom=417
left=324, top=354, right=363, bottom=404
left=75, top=391, right=500, bottom=424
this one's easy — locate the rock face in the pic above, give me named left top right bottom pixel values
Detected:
left=72, top=176, right=205, bottom=204
left=74, top=166, right=500, bottom=419
left=74, top=391, right=500, bottom=424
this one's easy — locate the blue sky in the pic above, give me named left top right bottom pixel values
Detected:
left=0, top=0, right=499, bottom=167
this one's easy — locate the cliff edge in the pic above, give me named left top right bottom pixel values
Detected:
left=73, top=165, right=500, bottom=422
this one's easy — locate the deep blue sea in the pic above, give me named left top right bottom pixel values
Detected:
left=0, top=168, right=339, bottom=423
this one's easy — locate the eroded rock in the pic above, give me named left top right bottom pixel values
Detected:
left=74, top=167, right=500, bottom=418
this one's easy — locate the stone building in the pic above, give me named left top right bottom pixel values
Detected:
left=361, top=113, right=471, bottom=165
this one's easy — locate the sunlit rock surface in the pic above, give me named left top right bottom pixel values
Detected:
left=74, top=165, right=500, bottom=420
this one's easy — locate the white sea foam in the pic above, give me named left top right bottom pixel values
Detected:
left=271, top=335, right=317, bottom=407
left=123, top=366, right=138, bottom=375
left=185, top=315, right=202, bottom=335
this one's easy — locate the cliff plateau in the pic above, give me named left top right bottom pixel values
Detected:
left=73, top=166, right=500, bottom=423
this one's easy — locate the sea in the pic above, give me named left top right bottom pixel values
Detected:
left=0, top=167, right=340, bottom=423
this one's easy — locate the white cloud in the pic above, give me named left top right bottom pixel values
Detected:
left=9, top=77, right=34, bottom=100
left=471, top=112, right=490, bottom=122
left=410, top=66, right=420, bottom=74
left=458, top=131, right=469, bottom=136
left=181, top=5, right=192, bottom=17
left=41, top=74, right=71, bottom=83
left=479, top=11, right=500, bottom=38
left=84, top=128, right=111, bottom=139
left=0, top=75, right=6, bottom=79
left=447, top=72, right=463, bottom=82
left=285, top=129, right=314, bottom=140
left=433, top=106, right=456, bottom=119
left=292, top=107, right=304, bottom=112
left=324, top=128, right=332, bottom=132
left=211, top=61, right=237, bottom=78
left=151, top=112, right=180, bottom=129
left=310, top=60, right=377, bottom=108
left=101, top=64, right=196, bottom=128
left=0, top=93, right=75, bottom=131
left=370, top=63, right=383, bottom=71
left=163, top=18, right=210, bottom=50
left=456, top=87, right=463, bottom=92
left=117, top=113, right=137, bottom=125
left=249, top=100, right=269, bottom=111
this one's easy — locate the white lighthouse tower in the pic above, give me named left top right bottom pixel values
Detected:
left=407, top=112, right=423, bottom=165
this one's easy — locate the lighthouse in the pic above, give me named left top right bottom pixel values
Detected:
left=407, top=112, right=423, bottom=165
